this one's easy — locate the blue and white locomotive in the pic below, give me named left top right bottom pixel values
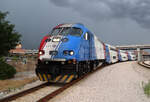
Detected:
left=36, top=23, right=105, bottom=83
left=36, top=23, right=137, bottom=83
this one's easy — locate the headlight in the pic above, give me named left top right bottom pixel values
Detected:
left=39, top=50, right=45, bottom=55
left=53, top=38, right=60, bottom=42
left=63, top=50, right=74, bottom=56
left=69, top=51, right=74, bottom=56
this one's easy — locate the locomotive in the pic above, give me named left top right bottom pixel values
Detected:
left=36, top=23, right=105, bottom=83
left=35, top=23, right=136, bottom=83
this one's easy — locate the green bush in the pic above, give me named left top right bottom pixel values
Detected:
left=144, top=81, right=150, bottom=97
left=12, top=56, right=19, bottom=61
left=0, top=60, right=16, bottom=80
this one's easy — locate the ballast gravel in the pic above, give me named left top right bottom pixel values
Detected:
left=11, top=85, right=60, bottom=102
left=49, top=61, right=150, bottom=102
left=0, top=80, right=43, bottom=99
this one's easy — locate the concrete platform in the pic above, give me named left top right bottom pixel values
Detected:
left=49, top=62, right=150, bottom=102
left=138, top=61, right=150, bottom=68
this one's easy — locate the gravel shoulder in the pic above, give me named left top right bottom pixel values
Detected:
left=0, top=71, right=38, bottom=98
left=11, top=84, right=61, bottom=102
left=49, top=61, right=150, bottom=102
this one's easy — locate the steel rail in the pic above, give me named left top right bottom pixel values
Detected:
left=37, top=64, right=106, bottom=102
left=0, top=82, right=48, bottom=102
left=0, top=64, right=106, bottom=102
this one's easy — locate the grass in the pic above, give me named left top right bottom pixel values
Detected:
left=0, top=77, right=38, bottom=92
left=11, top=56, right=20, bottom=61
left=144, top=81, right=150, bottom=97
left=0, top=56, right=38, bottom=92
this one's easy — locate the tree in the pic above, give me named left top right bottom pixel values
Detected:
left=0, top=11, right=21, bottom=57
left=0, top=60, right=16, bottom=80
left=0, top=11, right=21, bottom=79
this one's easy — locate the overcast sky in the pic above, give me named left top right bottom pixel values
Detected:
left=0, top=0, right=150, bottom=49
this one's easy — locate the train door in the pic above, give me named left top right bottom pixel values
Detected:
left=83, top=32, right=90, bottom=60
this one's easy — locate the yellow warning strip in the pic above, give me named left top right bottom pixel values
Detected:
left=43, top=74, right=48, bottom=81
left=54, top=76, right=61, bottom=82
left=66, top=75, right=74, bottom=83
left=38, top=73, right=43, bottom=81
left=60, top=75, right=68, bottom=82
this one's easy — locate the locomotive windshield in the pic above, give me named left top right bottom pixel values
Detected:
left=50, top=27, right=83, bottom=36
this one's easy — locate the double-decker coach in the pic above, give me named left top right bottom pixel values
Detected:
left=118, top=50, right=128, bottom=61
left=105, top=44, right=118, bottom=64
left=127, top=52, right=136, bottom=61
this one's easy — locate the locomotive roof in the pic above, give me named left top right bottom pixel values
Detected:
left=54, top=23, right=84, bottom=29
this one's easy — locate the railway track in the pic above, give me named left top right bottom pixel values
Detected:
left=0, top=64, right=105, bottom=102
left=0, top=82, right=50, bottom=102
left=37, top=64, right=106, bottom=102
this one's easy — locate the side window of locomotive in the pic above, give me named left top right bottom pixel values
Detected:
left=69, top=28, right=83, bottom=36
left=84, top=32, right=90, bottom=40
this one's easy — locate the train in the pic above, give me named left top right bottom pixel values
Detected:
left=127, top=51, right=137, bottom=61
left=118, top=50, right=128, bottom=62
left=35, top=23, right=136, bottom=83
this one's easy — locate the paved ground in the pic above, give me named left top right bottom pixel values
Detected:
left=144, top=61, right=150, bottom=65
left=49, top=61, right=150, bottom=102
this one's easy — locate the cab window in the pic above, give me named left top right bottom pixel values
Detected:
left=51, top=28, right=62, bottom=36
left=50, top=27, right=82, bottom=36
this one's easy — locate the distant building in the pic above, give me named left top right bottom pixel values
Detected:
left=9, top=43, right=26, bottom=54
left=9, top=43, right=38, bottom=55
left=25, top=49, right=38, bottom=55
left=15, top=43, right=22, bottom=49
left=10, top=48, right=26, bottom=54
left=134, top=50, right=150, bottom=56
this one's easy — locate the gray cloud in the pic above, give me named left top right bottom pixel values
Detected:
left=1, top=0, right=150, bottom=49
left=50, top=0, right=150, bottom=28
